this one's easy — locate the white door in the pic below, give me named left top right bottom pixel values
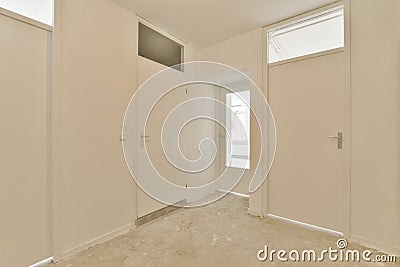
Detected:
left=268, top=51, right=347, bottom=232
left=136, top=56, right=186, bottom=218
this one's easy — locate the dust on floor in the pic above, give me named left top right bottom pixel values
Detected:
left=48, top=195, right=398, bottom=267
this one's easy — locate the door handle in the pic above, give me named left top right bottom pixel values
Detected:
left=328, top=132, right=343, bottom=149
left=120, top=133, right=126, bottom=142
left=140, top=132, right=151, bottom=143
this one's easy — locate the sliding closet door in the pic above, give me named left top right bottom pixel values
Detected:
left=0, top=14, right=51, bottom=267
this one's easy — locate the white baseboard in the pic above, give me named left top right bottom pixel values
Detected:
left=58, top=223, right=134, bottom=262
left=350, top=234, right=400, bottom=256
left=29, top=257, right=54, bottom=267
left=267, top=214, right=343, bottom=237
left=218, top=189, right=249, bottom=198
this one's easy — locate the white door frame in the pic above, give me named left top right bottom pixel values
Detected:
left=259, top=0, right=351, bottom=237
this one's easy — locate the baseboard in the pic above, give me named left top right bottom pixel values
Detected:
left=350, top=234, right=400, bottom=256
left=135, top=203, right=182, bottom=227
left=28, top=257, right=54, bottom=267
left=218, top=189, right=250, bottom=198
left=58, top=223, right=135, bottom=262
left=267, top=214, right=343, bottom=237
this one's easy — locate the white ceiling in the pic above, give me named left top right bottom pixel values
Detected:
left=111, top=0, right=337, bottom=48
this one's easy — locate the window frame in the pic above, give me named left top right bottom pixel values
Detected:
left=225, top=91, right=251, bottom=170
left=267, top=5, right=344, bottom=66
left=0, top=6, right=52, bottom=31
left=0, top=0, right=53, bottom=27
left=137, top=19, right=185, bottom=71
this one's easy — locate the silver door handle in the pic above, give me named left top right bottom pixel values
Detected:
left=328, top=132, right=343, bottom=149
left=140, top=132, right=151, bottom=144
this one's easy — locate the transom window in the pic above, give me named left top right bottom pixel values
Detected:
left=268, top=6, right=344, bottom=64
left=0, top=0, right=54, bottom=26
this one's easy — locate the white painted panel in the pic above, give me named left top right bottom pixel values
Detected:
left=0, top=13, right=50, bottom=267
left=350, top=0, right=400, bottom=254
left=54, top=0, right=137, bottom=256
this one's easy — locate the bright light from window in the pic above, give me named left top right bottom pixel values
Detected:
left=0, top=0, right=54, bottom=26
left=268, top=6, right=344, bottom=64
left=226, top=91, right=250, bottom=170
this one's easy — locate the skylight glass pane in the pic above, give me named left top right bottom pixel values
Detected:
left=268, top=7, right=344, bottom=64
left=0, top=0, right=54, bottom=26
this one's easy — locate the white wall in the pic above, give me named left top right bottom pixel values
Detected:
left=197, top=0, right=400, bottom=255
left=350, top=0, right=400, bottom=254
left=52, top=0, right=197, bottom=259
left=17, top=0, right=398, bottom=261
left=52, top=0, right=138, bottom=258
left=196, top=29, right=264, bottom=199
left=0, top=11, right=51, bottom=267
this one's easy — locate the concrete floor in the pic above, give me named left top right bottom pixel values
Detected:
left=49, top=195, right=398, bottom=267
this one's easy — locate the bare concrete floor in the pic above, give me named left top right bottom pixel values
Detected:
left=49, top=195, right=398, bottom=267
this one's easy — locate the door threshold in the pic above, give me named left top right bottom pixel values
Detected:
left=135, top=200, right=186, bottom=227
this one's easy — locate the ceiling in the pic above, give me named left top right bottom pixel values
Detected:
left=111, top=0, right=337, bottom=48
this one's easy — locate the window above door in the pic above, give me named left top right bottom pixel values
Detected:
left=268, top=6, right=344, bottom=64
left=0, top=0, right=53, bottom=26
left=139, top=22, right=184, bottom=71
